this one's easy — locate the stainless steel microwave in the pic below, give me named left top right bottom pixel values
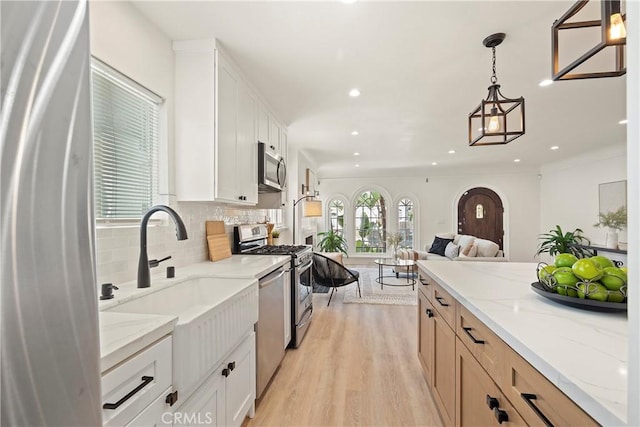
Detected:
left=258, top=142, right=286, bottom=193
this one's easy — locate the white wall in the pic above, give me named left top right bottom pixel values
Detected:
left=539, top=144, right=627, bottom=246
left=318, top=172, right=540, bottom=262
left=89, top=2, right=278, bottom=286
left=626, top=1, right=639, bottom=423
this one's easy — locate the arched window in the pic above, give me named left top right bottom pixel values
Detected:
left=355, top=191, right=386, bottom=253
left=328, top=199, right=345, bottom=235
left=398, top=198, right=414, bottom=249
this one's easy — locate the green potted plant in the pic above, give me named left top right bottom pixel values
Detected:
left=594, top=206, right=627, bottom=249
left=271, top=230, right=280, bottom=245
left=536, top=225, right=592, bottom=258
left=317, top=229, right=348, bottom=256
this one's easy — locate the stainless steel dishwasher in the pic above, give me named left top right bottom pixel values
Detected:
left=255, top=265, right=287, bottom=399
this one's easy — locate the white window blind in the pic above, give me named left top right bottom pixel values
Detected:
left=91, top=59, right=162, bottom=221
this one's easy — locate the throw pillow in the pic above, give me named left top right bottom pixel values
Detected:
left=428, top=236, right=453, bottom=256
left=457, top=235, right=476, bottom=250
left=444, top=242, right=459, bottom=260
left=460, top=242, right=478, bottom=257
left=474, top=239, right=500, bottom=257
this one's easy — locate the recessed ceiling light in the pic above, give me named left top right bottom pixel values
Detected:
left=431, top=162, right=438, bottom=166
left=514, top=159, right=521, bottom=163
left=355, top=164, right=360, bottom=168
left=539, top=79, right=553, bottom=87
left=619, top=119, right=628, bottom=124
left=354, top=152, right=360, bottom=156
left=349, top=88, right=360, bottom=97
left=351, top=130, right=359, bottom=136
left=550, top=146, right=559, bottom=150
left=448, top=150, right=456, bottom=154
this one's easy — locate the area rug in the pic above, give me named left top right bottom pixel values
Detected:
left=342, top=267, right=417, bottom=306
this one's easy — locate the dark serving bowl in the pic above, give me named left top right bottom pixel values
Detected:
left=530, top=282, right=627, bottom=313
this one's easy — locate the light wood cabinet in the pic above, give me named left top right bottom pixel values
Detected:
left=456, top=338, right=526, bottom=427
left=417, top=266, right=598, bottom=427
left=503, top=345, right=598, bottom=427
left=173, top=40, right=257, bottom=204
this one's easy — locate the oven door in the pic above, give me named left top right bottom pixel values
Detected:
left=296, top=257, right=313, bottom=310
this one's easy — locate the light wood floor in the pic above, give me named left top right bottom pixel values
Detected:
left=244, top=285, right=443, bottom=427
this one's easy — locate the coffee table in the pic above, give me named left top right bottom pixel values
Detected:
left=373, top=258, right=416, bottom=290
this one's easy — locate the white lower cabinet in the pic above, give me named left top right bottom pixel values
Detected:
left=102, top=336, right=173, bottom=427
left=174, top=331, right=256, bottom=427
left=126, top=387, right=174, bottom=427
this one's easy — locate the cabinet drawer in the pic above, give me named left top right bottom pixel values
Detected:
left=433, top=284, right=456, bottom=329
left=102, top=336, right=173, bottom=427
left=418, top=269, right=436, bottom=303
left=126, top=387, right=173, bottom=427
left=456, top=304, right=505, bottom=385
left=503, top=347, right=598, bottom=427
left=456, top=338, right=526, bottom=427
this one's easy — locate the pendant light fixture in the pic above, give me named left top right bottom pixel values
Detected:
left=552, top=0, right=626, bottom=80
left=468, top=33, right=525, bottom=146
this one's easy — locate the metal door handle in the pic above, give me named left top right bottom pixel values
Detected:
left=425, top=308, right=434, bottom=318
left=521, top=393, right=554, bottom=427
left=260, top=268, right=285, bottom=288
left=486, top=395, right=499, bottom=409
left=228, top=361, right=236, bottom=371
left=463, top=327, right=485, bottom=344
left=494, top=408, right=509, bottom=424
left=435, top=296, right=449, bottom=307
left=103, top=376, right=154, bottom=410
left=419, top=279, right=430, bottom=286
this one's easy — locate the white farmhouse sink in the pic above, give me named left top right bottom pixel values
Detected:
left=107, top=276, right=259, bottom=402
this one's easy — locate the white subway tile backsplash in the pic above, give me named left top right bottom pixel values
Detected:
left=95, top=202, right=277, bottom=286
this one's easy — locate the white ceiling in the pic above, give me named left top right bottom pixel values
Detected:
left=132, top=0, right=627, bottom=178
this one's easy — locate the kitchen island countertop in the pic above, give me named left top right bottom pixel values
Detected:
left=417, top=261, right=627, bottom=426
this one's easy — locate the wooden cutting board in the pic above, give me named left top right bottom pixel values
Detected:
left=207, top=234, right=232, bottom=262
left=206, top=220, right=226, bottom=236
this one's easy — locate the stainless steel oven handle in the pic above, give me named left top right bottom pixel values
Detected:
left=297, top=305, right=313, bottom=328
left=298, top=259, right=313, bottom=271
left=259, top=268, right=285, bottom=288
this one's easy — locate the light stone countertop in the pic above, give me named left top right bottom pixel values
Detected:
left=98, top=254, right=290, bottom=373
left=417, top=261, right=627, bottom=427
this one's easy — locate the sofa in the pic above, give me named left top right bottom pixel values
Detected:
left=396, top=233, right=505, bottom=275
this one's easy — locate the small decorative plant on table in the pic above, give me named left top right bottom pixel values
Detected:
left=271, top=230, right=280, bottom=245
left=594, top=206, right=627, bottom=249
left=536, top=225, right=592, bottom=258
left=386, top=232, right=404, bottom=260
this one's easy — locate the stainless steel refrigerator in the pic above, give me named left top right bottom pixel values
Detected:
left=1, top=1, right=101, bottom=425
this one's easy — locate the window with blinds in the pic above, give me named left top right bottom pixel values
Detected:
left=91, top=59, right=163, bottom=221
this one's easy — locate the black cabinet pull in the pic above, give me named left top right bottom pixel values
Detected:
left=165, top=390, right=178, bottom=407
left=270, top=145, right=275, bottom=150
left=419, top=279, right=430, bottom=286
left=521, top=393, right=554, bottom=427
left=435, top=296, right=449, bottom=307
left=222, top=368, right=230, bottom=377
left=494, top=408, right=509, bottom=424
left=486, top=394, right=499, bottom=410
left=425, top=308, right=434, bottom=318
left=463, top=327, right=485, bottom=344
left=228, top=361, right=236, bottom=371
left=103, top=376, right=154, bottom=410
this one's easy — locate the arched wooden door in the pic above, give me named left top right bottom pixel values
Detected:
left=457, top=188, right=504, bottom=249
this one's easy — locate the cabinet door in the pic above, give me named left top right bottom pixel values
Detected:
left=417, top=289, right=434, bottom=386
left=432, top=308, right=456, bottom=426
left=269, top=120, right=281, bottom=154
left=215, top=51, right=239, bottom=202
left=225, top=332, right=256, bottom=427
left=236, top=80, right=258, bottom=204
left=456, top=338, right=526, bottom=427
left=257, top=102, right=270, bottom=144
left=177, top=371, right=224, bottom=427
left=126, top=387, right=173, bottom=427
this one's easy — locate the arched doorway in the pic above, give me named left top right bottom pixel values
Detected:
left=457, top=188, right=504, bottom=249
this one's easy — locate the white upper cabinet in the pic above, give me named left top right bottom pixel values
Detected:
left=173, top=40, right=264, bottom=204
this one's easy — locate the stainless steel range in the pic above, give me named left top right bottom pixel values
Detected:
left=233, top=224, right=313, bottom=349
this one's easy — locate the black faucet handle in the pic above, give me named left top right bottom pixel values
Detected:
left=149, top=255, right=172, bottom=268
left=100, top=283, right=119, bottom=300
